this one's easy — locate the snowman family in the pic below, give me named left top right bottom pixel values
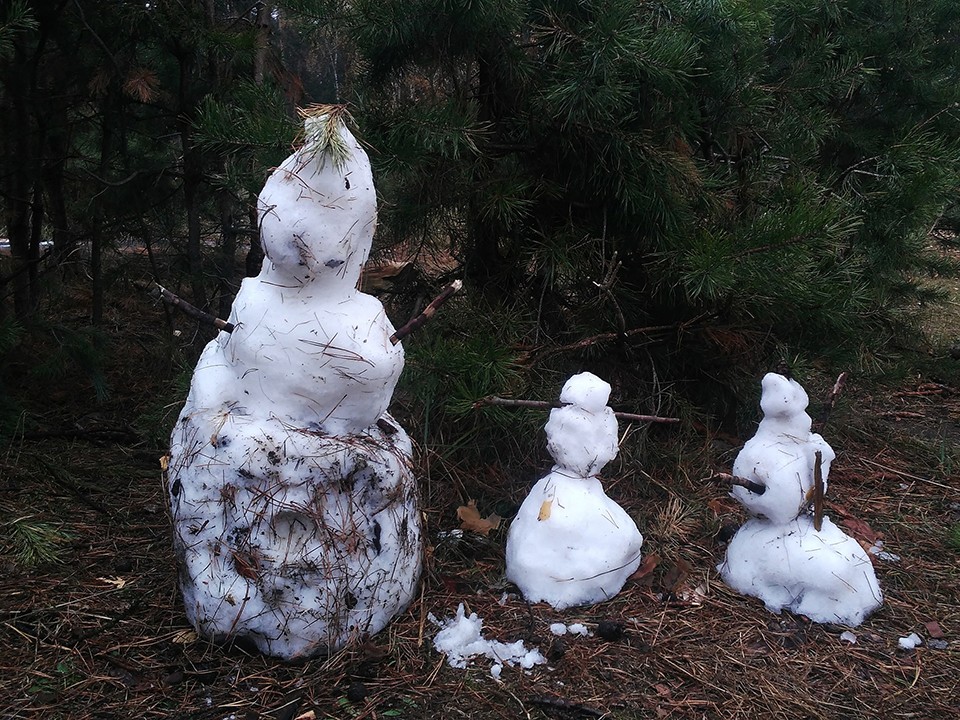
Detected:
left=167, top=112, right=881, bottom=659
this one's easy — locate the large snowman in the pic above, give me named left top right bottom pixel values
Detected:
left=718, top=373, right=882, bottom=626
left=167, top=110, right=422, bottom=659
left=505, top=372, right=644, bottom=609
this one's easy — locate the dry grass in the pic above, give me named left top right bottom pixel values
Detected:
left=1, top=275, right=959, bottom=720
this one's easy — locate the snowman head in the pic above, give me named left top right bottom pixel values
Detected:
left=759, top=372, right=812, bottom=433
left=257, top=114, right=377, bottom=290
left=546, top=372, right=619, bottom=477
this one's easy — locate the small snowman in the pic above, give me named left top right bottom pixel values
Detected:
left=168, top=109, right=421, bottom=659
left=505, top=372, right=644, bottom=609
left=718, top=373, right=882, bottom=626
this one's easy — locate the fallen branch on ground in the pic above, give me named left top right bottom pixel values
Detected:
left=474, top=396, right=680, bottom=424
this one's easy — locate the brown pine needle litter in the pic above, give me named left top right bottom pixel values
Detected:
left=1, top=282, right=959, bottom=719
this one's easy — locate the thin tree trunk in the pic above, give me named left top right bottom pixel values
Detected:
left=178, top=48, right=208, bottom=311
left=2, top=45, right=37, bottom=320
left=90, top=97, right=117, bottom=326
left=217, top=185, right=237, bottom=319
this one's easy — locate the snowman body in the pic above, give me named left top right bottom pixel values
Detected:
left=719, top=373, right=881, bottom=626
left=168, top=116, right=421, bottom=659
left=506, top=373, right=643, bottom=609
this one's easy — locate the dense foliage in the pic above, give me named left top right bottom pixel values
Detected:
left=2, top=0, right=960, bottom=439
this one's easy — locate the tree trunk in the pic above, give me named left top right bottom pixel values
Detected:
left=178, top=48, right=208, bottom=311
left=1, top=44, right=38, bottom=320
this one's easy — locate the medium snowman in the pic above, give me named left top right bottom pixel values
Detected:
left=168, top=110, right=422, bottom=659
left=718, top=373, right=882, bottom=626
left=505, top=372, right=644, bottom=609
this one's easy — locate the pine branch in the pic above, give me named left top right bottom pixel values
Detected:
left=474, top=396, right=680, bottom=424
left=298, top=104, right=353, bottom=170
left=518, top=312, right=714, bottom=366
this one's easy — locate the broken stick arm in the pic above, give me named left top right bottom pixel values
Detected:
left=390, top=280, right=463, bottom=345
left=154, top=284, right=235, bottom=333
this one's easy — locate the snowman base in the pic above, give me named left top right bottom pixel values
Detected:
left=171, top=414, right=422, bottom=660
left=506, top=471, right=643, bottom=610
left=718, top=514, right=881, bottom=627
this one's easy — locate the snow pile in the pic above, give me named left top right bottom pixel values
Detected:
left=718, top=373, right=882, bottom=627
left=898, top=632, right=923, bottom=650
left=430, top=604, right=546, bottom=675
left=506, top=372, right=643, bottom=609
left=167, top=113, right=421, bottom=659
left=549, top=622, right=590, bottom=636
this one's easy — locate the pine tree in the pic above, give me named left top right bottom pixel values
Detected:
left=349, top=0, right=960, bottom=400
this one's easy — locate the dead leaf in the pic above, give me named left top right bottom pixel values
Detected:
left=707, top=498, right=736, bottom=516
left=538, top=499, right=553, bottom=521
left=98, top=576, right=127, bottom=589
left=841, top=516, right=881, bottom=545
left=628, top=553, right=660, bottom=582
left=925, top=620, right=945, bottom=639
left=171, top=629, right=198, bottom=644
left=662, top=558, right=692, bottom=593
left=456, top=500, right=501, bottom=536
left=159, top=455, right=170, bottom=471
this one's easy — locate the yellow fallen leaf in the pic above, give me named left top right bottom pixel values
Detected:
left=98, top=576, right=127, bottom=589
left=171, top=629, right=199, bottom=644
left=538, top=499, right=553, bottom=521
left=159, top=455, right=170, bottom=471
left=456, top=500, right=501, bottom=536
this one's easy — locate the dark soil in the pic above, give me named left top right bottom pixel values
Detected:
left=1, top=280, right=959, bottom=720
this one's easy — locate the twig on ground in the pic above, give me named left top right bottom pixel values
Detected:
left=474, top=396, right=680, bottom=424
left=528, top=695, right=605, bottom=719
left=390, top=280, right=462, bottom=345
left=705, top=472, right=767, bottom=495
left=153, top=283, right=235, bottom=333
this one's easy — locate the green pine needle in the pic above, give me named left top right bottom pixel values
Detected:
left=5, top=516, right=73, bottom=567
left=298, top=104, right=355, bottom=171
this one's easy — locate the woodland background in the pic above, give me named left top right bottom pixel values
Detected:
left=1, top=2, right=959, bottom=719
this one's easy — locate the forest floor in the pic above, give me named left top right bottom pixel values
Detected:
left=1, top=265, right=959, bottom=720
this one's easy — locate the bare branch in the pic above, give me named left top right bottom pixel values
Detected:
left=390, top=280, right=462, bottom=345
left=474, top=396, right=680, bottom=424
left=153, top=284, right=234, bottom=333
left=813, top=450, right=824, bottom=531
left=705, top=472, right=767, bottom=495
left=814, top=371, right=848, bottom=432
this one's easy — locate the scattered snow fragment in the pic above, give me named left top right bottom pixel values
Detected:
left=490, top=664, right=503, bottom=681
left=898, top=633, right=923, bottom=650
left=431, top=604, right=546, bottom=673
left=868, top=540, right=901, bottom=562
left=840, top=631, right=858, bottom=644
left=549, top=623, right=567, bottom=636
left=498, top=592, right=512, bottom=606
left=927, top=639, right=948, bottom=650
left=567, top=623, right=590, bottom=636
